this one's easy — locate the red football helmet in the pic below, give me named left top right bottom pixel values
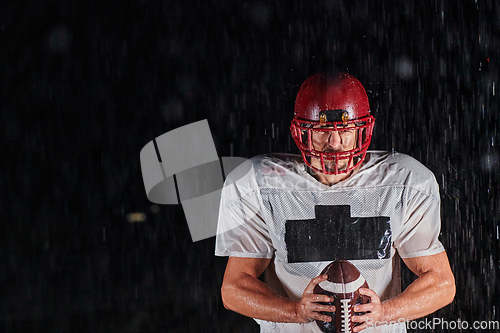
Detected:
left=290, top=73, right=375, bottom=175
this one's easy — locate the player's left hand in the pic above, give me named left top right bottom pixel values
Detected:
left=351, top=288, right=386, bottom=332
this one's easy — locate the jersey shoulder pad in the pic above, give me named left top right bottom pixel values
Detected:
left=362, top=151, right=438, bottom=195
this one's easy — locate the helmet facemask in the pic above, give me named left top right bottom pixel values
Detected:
left=290, top=114, right=374, bottom=175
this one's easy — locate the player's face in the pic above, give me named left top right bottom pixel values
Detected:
left=310, top=124, right=358, bottom=172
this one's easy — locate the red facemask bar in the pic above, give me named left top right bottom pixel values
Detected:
left=290, top=115, right=375, bottom=175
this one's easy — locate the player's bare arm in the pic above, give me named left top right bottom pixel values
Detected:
left=221, top=257, right=336, bottom=323
left=351, top=251, right=455, bottom=332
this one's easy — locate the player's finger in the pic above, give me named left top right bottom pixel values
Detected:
left=353, top=322, right=370, bottom=332
left=314, top=304, right=336, bottom=313
left=307, top=301, right=335, bottom=312
left=359, top=288, right=379, bottom=302
left=304, top=274, right=328, bottom=294
left=309, top=312, right=332, bottom=323
left=351, top=313, right=370, bottom=323
left=353, top=303, right=372, bottom=313
left=310, top=294, right=334, bottom=303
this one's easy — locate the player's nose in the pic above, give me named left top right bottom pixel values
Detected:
left=327, top=131, right=342, bottom=150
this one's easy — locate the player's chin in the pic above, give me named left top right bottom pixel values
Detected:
left=324, top=161, right=348, bottom=173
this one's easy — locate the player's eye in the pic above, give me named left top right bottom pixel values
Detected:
left=339, top=129, right=354, bottom=137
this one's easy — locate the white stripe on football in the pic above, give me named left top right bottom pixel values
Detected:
left=318, top=274, right=366, bottom=294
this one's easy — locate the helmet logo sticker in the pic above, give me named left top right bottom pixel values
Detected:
left=342, top=111, right=349, bottom=125
left=320, top=113, right=327, bottom=126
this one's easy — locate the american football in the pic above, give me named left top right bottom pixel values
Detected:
left=313, top=260, right=370, bottom=333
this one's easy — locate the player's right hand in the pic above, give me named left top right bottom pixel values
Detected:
left=295, top=274, right=336, bottom=323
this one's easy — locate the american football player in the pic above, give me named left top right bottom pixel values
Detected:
left=215, top=73, right=455, bottom=332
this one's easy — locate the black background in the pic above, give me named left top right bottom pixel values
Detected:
left=1, top=0, right=499, bottom=332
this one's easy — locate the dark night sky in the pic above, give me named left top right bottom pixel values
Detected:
left=1, top=0, right=499, bottom=332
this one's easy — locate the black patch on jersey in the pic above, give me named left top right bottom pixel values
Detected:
left=285, top=205, right=391, bottom=263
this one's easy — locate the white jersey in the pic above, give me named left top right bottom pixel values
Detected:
left=215, top=151, right=444, bottom=333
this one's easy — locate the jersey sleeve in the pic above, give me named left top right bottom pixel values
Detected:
left=394, top=176, right=445, bottom=258
left=215, top=159, right=274, bottom=258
